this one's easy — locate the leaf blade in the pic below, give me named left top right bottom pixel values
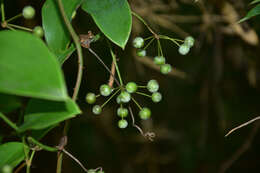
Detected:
left=0, top=30, right=68, bottom=101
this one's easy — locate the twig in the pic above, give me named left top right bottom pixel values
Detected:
left=128, top=106, right=155, bottom=141
left=219, top=123, right=260, bottom=173
left=14, top=162, right=26, bottom=173
left=225, top=116, right=260, bottom=137
left=62, top=148, right=88, bottom=173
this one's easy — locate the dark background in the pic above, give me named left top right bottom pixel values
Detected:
left=1, top=0, right=260, bottom=172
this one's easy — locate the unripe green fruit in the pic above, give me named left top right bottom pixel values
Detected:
left=133, top=37, right=144, bottom=48
left=154, top=56, right=165, bottom=65
left=33, top=26, right=44, bottom=38
left=147, top=80, right=159, bottom=93
left=86, top=92, right=96, bottom=104
left=2, top=165, right=13, bottom=173
left=178, top=44, right=190, bottom=55
left=92, top=105, right=102, bottom=115
left=118, top=119, right=128, bottom=129
left=117, top=107, right=128, bottom=118
left=151, top=92, right=162, bottom=103
left=97, top=171, right=104, bottom=173
left=160, top=64, right=172, bottom=75
left=136, top=49, right=146, bottom=57
left=87, top=169, right=96, bottom=173
left=22, top=6, right=35, bottom=19
left=116, top=95, right=122, bottom=104
left=100, top=84, right=112, bottom=96
left=125, top=82, right=137, bottom=93
left=139, top=107, right=151, bottom=120
left=184, top=36, right=195, bottom=47
left=119, top=91, right=131, bottom=103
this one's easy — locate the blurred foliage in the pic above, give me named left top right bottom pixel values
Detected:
left=1, top=0, right=260, bottom=173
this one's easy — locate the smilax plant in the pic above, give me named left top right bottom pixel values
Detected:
left=0, top=0, right=194, bottom=173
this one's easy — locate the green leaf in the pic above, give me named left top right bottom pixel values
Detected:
left=0, top=142, right=29, bottom=168
left=31, top=125, right=57, bottom=140
left=0, top=30, right=68, bottom=101
left=250, top=0, right=260, bottom=5
left=18, top=98, right=81, bottom=132
left=56, top=44, right=76, bottom=64
left=42, top=0, right=81, bottom=58
left=82, top=0, right=132, bottom=49
left=239, top=4, right=260, bottom=23
left=0, top=94, right=21, bottom=113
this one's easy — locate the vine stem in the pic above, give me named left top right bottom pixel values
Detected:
left=56, top=0, right=84, bottom=172
left=6, top=13, right=22, bottom=22
left=0, top=112, right=19, bottom=131
left=26, top=150, right=35, bottom=173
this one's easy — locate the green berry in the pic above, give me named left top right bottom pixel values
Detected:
left=151, top=92, right=162, bottom=103
left=184, top=36, right=195, bottom=47
left=119, top=91, right=131, bottom=103
left=116, top=95, right=122, bottom=104
left=117, top=107, right=128, bottom=118
left=97, top=171, right=104, bottom=173
left=178, top=44, right=190, bottom=55
left=160, top=64, right=172, bottom=75
left=118, top=119, right=128, bottom=129
left=71, top=11, right=77, bottom=19
left=100, top=84, right=112, bottom=96
left=86, top=92, right=96, bottom=104
left=136, top=49, right=146, bottom=57
left=92, top=105, right=102, bottom=115
left=125, top=82, right=137, bottom=93
left=33, top=26, right=44, bottom=38
left=133, top=37, right=144, bottom=48
left=147, top=80, right=159, bottom=93
left=154, top=56, right=165, bottom=65
left=139, top=107, right=151, bottom=120
left=22, top=6, right=35, bottom=19
left=87, top=169, right=96, bottom=173
left=2, top=165, right=12, bottom=173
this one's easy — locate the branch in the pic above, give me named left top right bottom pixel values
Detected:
left=225, top=116, right=260, bottom=137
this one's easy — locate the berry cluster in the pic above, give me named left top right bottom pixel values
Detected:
left=87, top=169, right=104, bottom=173
left=132, top=35, right=194, bottom=75
left=86, top=80, right=162, bottom=129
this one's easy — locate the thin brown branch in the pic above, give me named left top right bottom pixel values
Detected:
left=219, top=123, right=260, bottom=173
left=225, top=116, right=260, bottom=137
left=128, top=106, right=155, bottom=141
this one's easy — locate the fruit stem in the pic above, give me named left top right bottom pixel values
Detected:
left=159, top=35, right=183, bottom=47
left=135, top=91, right=152, bottom=98
left=131, top=97, right=142, bottom=110
left=6, top=13, right=22, bottom=23
left=143, top=37, right=155, bottom=50
left=101, top=89, right=121, bottom=108
left=157, top=39, right=164, bottom=57
left=7, top=23, right=32, bottom=32
left=1, top=0, right=5, bottom=22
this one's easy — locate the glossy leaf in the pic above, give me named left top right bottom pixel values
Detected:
left=0, top=30, right=68, bottom=101
left=56, top=44, right=76, bottom=64
left=42, top=0, right=81, bottom=58
left=82, top=0, right=132, bottom=49
left=239, top=4, right=260, bottom=23
left=0, top=142, right=29, bottom=168
left=0, top=94, right=21, bottom=113
left=18, top=98, right=81, bottom=132
left=31, top=125, right=57, bottom=140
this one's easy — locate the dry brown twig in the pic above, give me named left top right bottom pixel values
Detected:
left=225, top=116, right=260, bottom=137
